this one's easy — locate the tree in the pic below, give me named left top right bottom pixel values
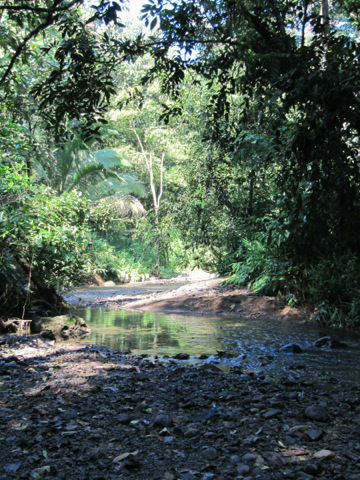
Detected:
left=134, top=128, right=164, bottom=276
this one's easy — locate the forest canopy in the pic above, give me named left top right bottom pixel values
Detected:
left=0, top=0, right=359, bottom=326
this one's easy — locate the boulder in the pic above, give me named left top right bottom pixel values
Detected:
left=31, top=315, right=91, bottom=341
left=103, top=280, right=116, bottom=287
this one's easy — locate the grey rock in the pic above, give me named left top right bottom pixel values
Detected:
left=306, top=428, right=324, bottom=441
left=263, top=408, right=282, bottom=419
left=313, top=449, right=334, bottom=460
left=154, top=414, right=172, bottom=428
left=117, top=413, right=133, bottom=424
left=305, top=405, right=329, bottom=422
left=237, top=464, right=251, bottom=475
left=314, top=336, right=331, bottom=348
left=280, top=343, right=303, bottom=354
left=242, top=453, right=257, bottom=463
left=230, top=455, right=241, bottom=464
left=202, top=447, right=218, bottom=460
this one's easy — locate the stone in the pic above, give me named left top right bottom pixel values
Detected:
left=280, top=343, right=303, bottom=353
left=163, top=436, right=175, bottom=444
left=305, top=405, right=329, bottom=422
left=173, top=353, right=190, bottom=360
left=263, top=408, right=282, bottom=419
left=306, top=429, right=324, bottom=441
left=103, top=280, right=116, bottom=287
left=314, top=336, right=348, bottom=349
left=230, top=455, right=241, bottom=464
left=304, top=463, right=320, bottom=475
left=236, top=464, right=251, bottom=475
left=296, top=473, right=314, bottom=480
left=330, top=339, right=348, bottom=349
left=117, top=413, right=133, bottom=424
left=202, top=447, right=218, bottom=460
left=40, top=329, right=56, bottom=341
left=242, top=453, right=257, bottom=463
left=154, top=414, right=172, bottom=428
left=314, top=336, right=331, bottom=348
left=313, top=449, right=334, bottom=460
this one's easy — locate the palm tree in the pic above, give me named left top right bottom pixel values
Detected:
left=34, top=136, right=146, bottom=215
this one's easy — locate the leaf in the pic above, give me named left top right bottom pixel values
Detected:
left=150, top=17, right=157, bottom=30
left=113, top=450, right=139, bottom=463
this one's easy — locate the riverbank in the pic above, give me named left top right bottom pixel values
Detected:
left=1, top=334, right=360, bottom=480
left=68, top=277, right=312, bottom=324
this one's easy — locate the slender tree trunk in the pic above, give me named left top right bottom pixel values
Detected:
left=321, top=0, right=330, bottom=34
left=134, top=129, right=165, bottom=277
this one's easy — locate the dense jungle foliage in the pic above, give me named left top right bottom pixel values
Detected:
left=0, top=0, right=359, bottom=326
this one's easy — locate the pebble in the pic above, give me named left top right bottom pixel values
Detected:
left=201, top=447, right=218, bottom=460
left=237, top=463, right=251, bottom=475
left=305, top=405, right=329, bottom=422
left=263, top=408, right=282, bottom=419
left=242, top=453, right=257, bottom=463
left=154, top=414, right=172, bottom=428
left=306, top=428, right=324, bottom=441
left=313, top=449, right=334, bottom=460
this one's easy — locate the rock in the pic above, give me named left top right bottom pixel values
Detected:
left=236, top=464, right=251, bottom=475
left=173, top=353, right=190, bottom=360
left=305, top=405, right=329, bottom=422
left=313, top=449, right=334, bottom=460
left=3, top=463, right=21, bottom=473
left=104, top=280, right=116, bottom=287
left=330, top=339, right=348, bottom=349
left=306, top=428, right=324, bottom=441
left=280, top=343, right=303, bottom=353
left=40, top=329, right=56, bottom=341
left=304, top=463, right=320, bottom=475
left=154, top=414, right=172, bottom=428
left=314, top=336, right=348, bottom=349
left=242, top=453, right=257, bottom=463
left=32, top=314, right=90, bottom=340
left=202, top=447, right=218, bottom=460
left=198, top=363, right=221, bottom=372
left=296, top=473, right=314, bottom=480
left=314, top=336, right=331, bottom=348
left=117, top=413, right=133, bottom=424
left=183, top=425, right=200, bottom=438
left=230, top=455, right=241, bottom=464
left=163, top=436, right=175, bottom=444
left=32, top=315, right=69, bottom=334
left=263, top=408, right=282, bottom=419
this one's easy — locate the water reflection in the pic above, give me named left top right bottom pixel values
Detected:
left=73, top=306, right=360, bottom=385
left=78, top=308, right=222, bottom=355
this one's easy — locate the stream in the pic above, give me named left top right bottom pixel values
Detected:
left=66, top=284, right=360, bottom=385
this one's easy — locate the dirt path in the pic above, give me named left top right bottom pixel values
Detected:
left=1, top=335, right=360, bottom=480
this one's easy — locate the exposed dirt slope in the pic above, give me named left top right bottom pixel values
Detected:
left=84, top=278, right=311, bottom=323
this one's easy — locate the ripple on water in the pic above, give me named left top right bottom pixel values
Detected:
left=72, top=305, right=360, bottom=386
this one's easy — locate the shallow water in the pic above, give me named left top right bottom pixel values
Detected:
left=73, top=300, right=360, bottom=384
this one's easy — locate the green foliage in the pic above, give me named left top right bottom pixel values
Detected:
left=307, top=254, right=360, bottom=327
left=0, top=164, right=90, bottom=287
left=83, top=237, right=151, bottom=283
left=228, top=235, right=296, bottom=297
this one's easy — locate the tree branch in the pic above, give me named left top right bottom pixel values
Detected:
left=0, top=0, right=83, bottom=85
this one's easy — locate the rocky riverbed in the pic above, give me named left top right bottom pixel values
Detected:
left=1, top=335, right=360, bottom=480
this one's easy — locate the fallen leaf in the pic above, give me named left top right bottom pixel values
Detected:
left=113, top=450, right=139, bottom=463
